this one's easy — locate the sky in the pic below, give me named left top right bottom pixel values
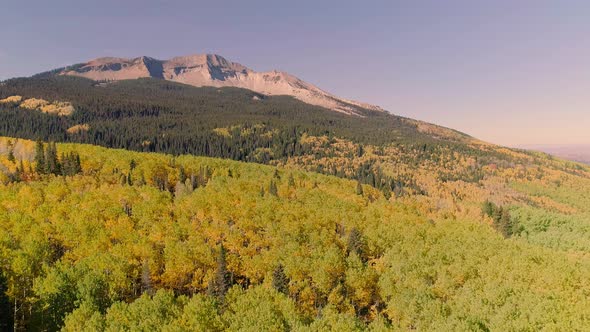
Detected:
left=1, top=0, right=589, bottom=146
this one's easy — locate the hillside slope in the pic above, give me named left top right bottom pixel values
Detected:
left=0, top=75, right=471, bottom=157
left=0, top=138, right=589, bottom=330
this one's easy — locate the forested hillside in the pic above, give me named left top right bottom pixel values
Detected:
left=0, top=138, right=590, bottom=331
left=2, top=75, right=590, bottom=331
left=0, top=76, right=469, bottom=153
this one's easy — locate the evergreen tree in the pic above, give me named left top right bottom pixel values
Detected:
left=44, top=142, right=60, bottom=175
left=60, top=152, right=82, bottom=176
left=179, top=166, right=187, bottom=183
left=208, top=244, right=231, bottom=300
left=347, top=228, right=367, bottom=261
left=357, top=145, right=364, bottom=157
left=288, top=174, right=296, bottom=188
left=499, top=208, right=513, bottom=238
left=269, top=180, right=278, bottom=197
left=7, top=148, right=15, bottom=163
left=34, top=141, right=45, bottom=174
left=272, top=264, right=289, bottom=295
left=482, top=200, right=494, bottom=217
left=190, top=173, right=198, bottom=190
left=74, top=153, right=82, bottom=174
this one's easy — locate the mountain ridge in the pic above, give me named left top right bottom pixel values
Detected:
left=56, top=54, right=384, bottom=116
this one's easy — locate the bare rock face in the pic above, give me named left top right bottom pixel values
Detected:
left=64, top=57, right=154, bottom=81
left=60, top=54, right=384, bottom=116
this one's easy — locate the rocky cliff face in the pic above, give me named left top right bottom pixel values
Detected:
left=60, top=54, right=384, bottom=116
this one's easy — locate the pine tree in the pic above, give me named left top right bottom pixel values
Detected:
left=74, top=153, right=82, bottom=174
left=208, top=244, right=231, bottom=300
left=499, top=209, right=513, bottom=238
left=44, top=142, right=60, bottom=175
left=272, top=264, right=289, bottom=295
left=288, top=174, right=295, bottom=187
left=179, top=166, right=187, bottom=183
left=60, top=152, right=69, bottom=176
left=34, top=141, right=45, bottom=174
left=7, top=149, right=15, bottom=163
left=482, top=200, right=494, bottom=217
left=190, top=173, right=198, bottom=190
left=357, top=145, right=364, bottom=157
left=347, top=227, right=367, bottom=261
left=269, top=180, right=278, bottom=197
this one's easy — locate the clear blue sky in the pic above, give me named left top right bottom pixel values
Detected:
left=2, top=0, right=589, bottom=146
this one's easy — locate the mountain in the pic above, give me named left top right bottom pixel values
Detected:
left=56, top=54, right=384, bottom=116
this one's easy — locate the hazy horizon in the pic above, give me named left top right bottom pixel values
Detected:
left=2, top=0, right=589, bottom=146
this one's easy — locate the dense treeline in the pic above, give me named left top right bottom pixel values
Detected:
left=0, top=76, right=491, bottom=162
left=0, top=76, right=439, bottom=147
left=33, top=141, right=82, bottom=176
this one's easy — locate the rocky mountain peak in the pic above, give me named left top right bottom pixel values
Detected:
left=59, top=54, right=384, bottom=115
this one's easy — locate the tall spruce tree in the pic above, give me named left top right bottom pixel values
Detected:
left=208, top=244, right=231, bottom=300
left=269, top=180, right=278, bottom=197
left=179, top=166, right=187, bottom=183
left=272, top=264, right=290, bottom=295
left=7, top=148, right=15, bottom=163
left=34, top=141, right=45, bottom=174
left=44, top=142, right=60, bottom=175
